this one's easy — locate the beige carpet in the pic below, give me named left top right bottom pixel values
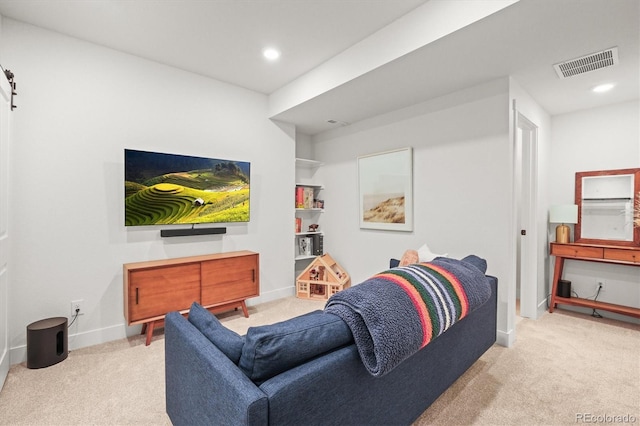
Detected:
left=0, top=297, right=638, bottom=426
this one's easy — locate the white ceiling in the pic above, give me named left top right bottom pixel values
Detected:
left=0, top=0, right=638, bottom=135
left=0, top=0, right=428, bottom=94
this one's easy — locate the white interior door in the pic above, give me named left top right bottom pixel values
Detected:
left=516, top=112, right=538, bottom=319
left=0, top=69, right=11, bottom=388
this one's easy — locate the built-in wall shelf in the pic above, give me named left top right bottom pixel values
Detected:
left=295, top=208, right=324, bottom=212
left=295, top=158, right=324, bottom=265
left=295, top=158, right=323, bottom=169
left=295, top=254, right=317, bottom=261
left=295, top=183, right=324, bottom=189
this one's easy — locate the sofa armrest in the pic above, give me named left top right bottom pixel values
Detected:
left=165, top=312, right=268, bottom=426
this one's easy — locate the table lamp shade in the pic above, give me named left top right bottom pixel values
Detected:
left=549, top=205, right=578, bottom=224
left=549, top=204, right=578, bottom=243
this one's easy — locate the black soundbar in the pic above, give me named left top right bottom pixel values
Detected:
left=160, top=227, right=227, bottom=237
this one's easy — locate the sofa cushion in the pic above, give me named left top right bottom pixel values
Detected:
left=238, top=310, right=353, bottom=384
left=188, top=302, right=245, bottom=364
left=461, top=254, right=488, bottom=274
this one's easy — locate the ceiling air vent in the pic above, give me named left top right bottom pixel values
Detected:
left=553, top=47, right=619, bottom=79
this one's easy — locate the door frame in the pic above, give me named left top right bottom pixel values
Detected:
left=515, top=112, right=539, bottom=319
left=0, top=69, right=11, bottom=388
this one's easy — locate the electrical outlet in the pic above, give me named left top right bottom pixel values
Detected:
left=595, top=279, right=606, bottom=293
left=70, top=299, right=84, bottom=317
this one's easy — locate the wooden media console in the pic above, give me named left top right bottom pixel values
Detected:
left=124, top=250, right=259, bottom=345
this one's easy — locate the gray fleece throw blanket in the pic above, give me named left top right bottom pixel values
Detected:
left=324, top=256, right=491, bottom=377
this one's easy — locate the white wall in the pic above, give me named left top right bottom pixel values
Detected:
left=549, top=100, right=640, bottom=322
left=295, top=131, right=313, bottom=159
left=312, top=79, right=513, bottom=341
left=3, top=19, right=296, bottom=363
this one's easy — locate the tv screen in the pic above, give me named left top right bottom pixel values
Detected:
left=124, top=149, right=250, bottom=226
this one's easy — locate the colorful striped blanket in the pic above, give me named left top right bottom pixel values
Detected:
left=324, top=256, right=491, bottom=377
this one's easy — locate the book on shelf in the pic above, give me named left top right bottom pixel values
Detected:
left=303, top=187, right=314, bottom=209
left=298, top=237, right=312, bottom=256
left=312, top=234, right=323, bottom=255
left=295, top=217, right=302, bottom=233
left=295, top=187, right=304, bottom=208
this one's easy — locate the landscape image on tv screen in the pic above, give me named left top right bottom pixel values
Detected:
left=125, top=149, right=250, bottom=226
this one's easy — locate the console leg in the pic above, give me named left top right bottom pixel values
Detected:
left=145, top=321, right=155, bottom=346
left=549, top=257, right=564, bottom=313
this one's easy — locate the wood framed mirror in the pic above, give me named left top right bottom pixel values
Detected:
left=574, top=168, right=640, bottom=247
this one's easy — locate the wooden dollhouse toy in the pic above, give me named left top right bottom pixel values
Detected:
left=296, top=253, right=350, bottom=300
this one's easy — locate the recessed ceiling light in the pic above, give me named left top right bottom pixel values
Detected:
left=263, top=48, right=280, bottom=61
left=592, top=83, right=615, bottom=93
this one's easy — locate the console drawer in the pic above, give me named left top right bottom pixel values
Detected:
left=551, top=244, right=603, bottom=259
left=604, top=248, right=640, bottom=263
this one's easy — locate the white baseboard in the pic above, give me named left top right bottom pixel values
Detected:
left=10, top=287, right=298, bottom=366
left=537, top=298, right=549, bottom=319
left=10, top=323, right=128, bottom=366
left=496, top=328, right=515, bottom=348
left=247, top=285, right=295, bottom=306
left=0, top=346, right=9, bottom=389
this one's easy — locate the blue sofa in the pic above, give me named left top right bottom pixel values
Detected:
left=165, top=273, right=497, bottom=426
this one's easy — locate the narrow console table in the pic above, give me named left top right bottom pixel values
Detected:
left=124, top=250, right=259, bottom=345
left=549, top=242, right=640, bottom=318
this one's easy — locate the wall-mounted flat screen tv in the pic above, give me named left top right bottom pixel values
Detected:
left=125, top=149, right=250, bottom=226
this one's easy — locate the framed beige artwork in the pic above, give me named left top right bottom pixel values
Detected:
left=358, top=147, right=413, bottom=231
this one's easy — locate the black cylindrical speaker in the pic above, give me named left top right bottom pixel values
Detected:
left=557, top=279, right=571, bottom=298
left=27, top=317, right=68, bottom=369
